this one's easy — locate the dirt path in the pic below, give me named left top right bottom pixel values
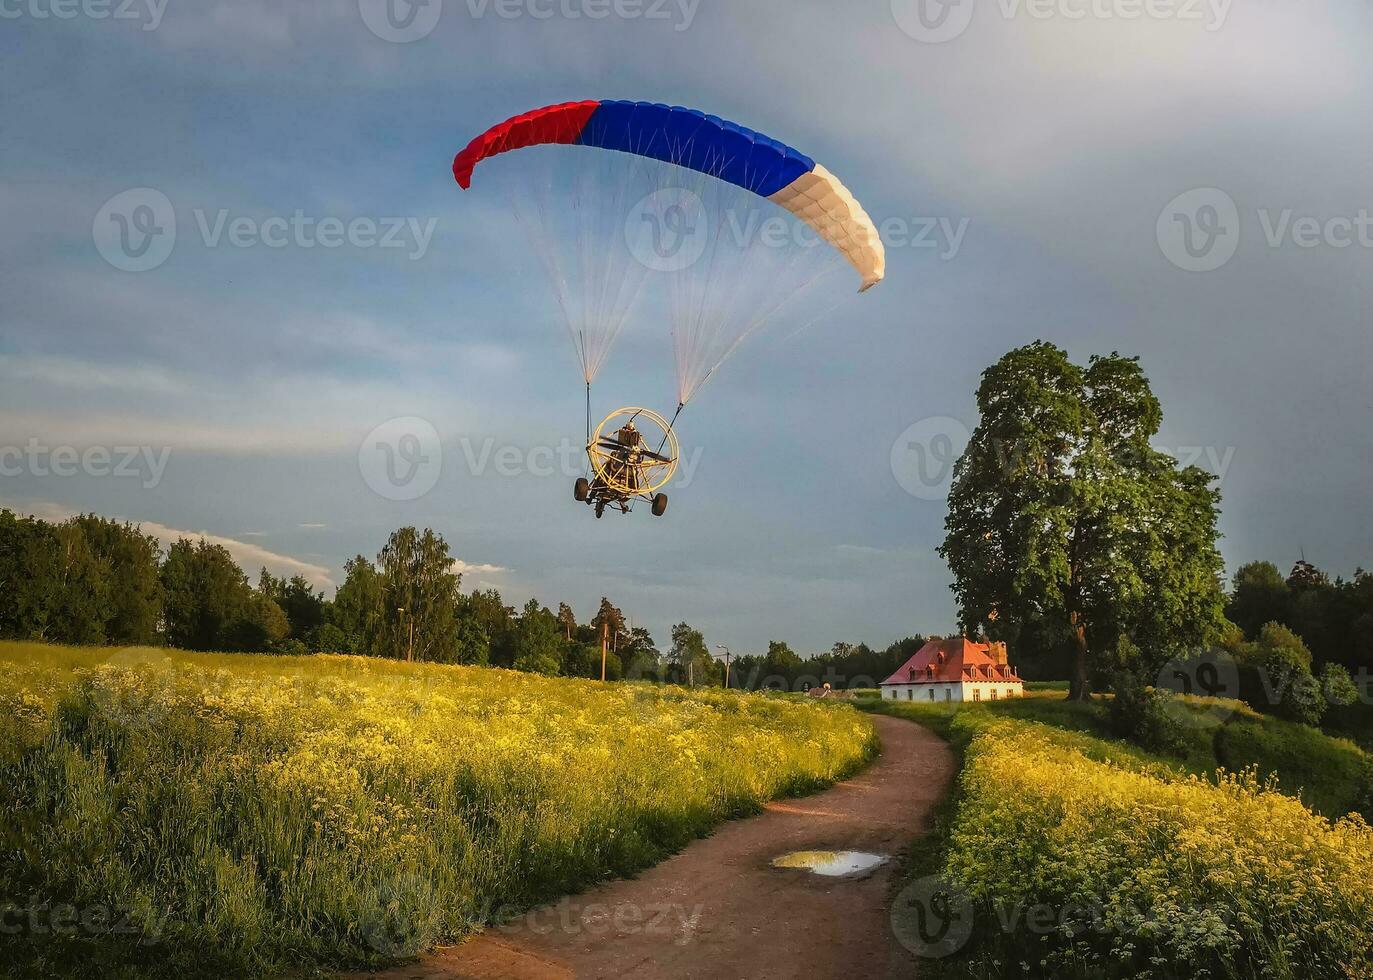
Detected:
left=359, top=714, right=955, bottom=980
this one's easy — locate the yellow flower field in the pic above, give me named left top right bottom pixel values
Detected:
left=943, top=715, right=1373, bottom=979
left=0, top=642, right=876, bottom=977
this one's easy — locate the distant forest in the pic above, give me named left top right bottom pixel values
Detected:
left=8, top=509, right=1365, bottom=695
left=0, top=509, right=925, bottom=690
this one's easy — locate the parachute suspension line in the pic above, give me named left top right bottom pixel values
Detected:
left=654, top=401, right=685, bottom=458
left=585, top=381, right=592, bottom=445
left=508, top=146, right=657, bottom=389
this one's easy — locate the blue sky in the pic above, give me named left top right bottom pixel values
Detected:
left=3, top=0, right=1372, bottom=653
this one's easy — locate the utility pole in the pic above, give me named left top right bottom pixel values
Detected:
left=398, top=607, right=414, bottom=663
left=600, top=619, right=608, bottom=682
left=716, top=644, right=732, bottom=689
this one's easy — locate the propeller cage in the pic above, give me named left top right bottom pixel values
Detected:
left=587, top=407, right=679, bottom=497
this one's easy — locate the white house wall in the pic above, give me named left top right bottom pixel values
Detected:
left=881, top=681, right=1023, bottom=703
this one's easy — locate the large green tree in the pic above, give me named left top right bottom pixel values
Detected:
left=49, top=521, right=112, bottom=645
left=1227, top=561, right=1291, bottom=640
left=0, top=511, right=53, bottom=640
left=376, top=527, right=462, bottom=662
left=511, top=599, right=563, bottom=676
left=669, top=623, right=715, bottom=687
left=71, top=515, right=162, bottom=645
left=330, top=555, right=385, bottom=655
left=941, top=342, right=1226, bottom=699
left=160, top=539, right=255, bottom=651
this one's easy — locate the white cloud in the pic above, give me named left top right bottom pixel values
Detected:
left=451, top=559, right=509, bottom=577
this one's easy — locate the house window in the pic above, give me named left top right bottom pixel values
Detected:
left=990, top=689, right=998, bottom=700
left=928, top=688, right=935, bottom=701
left=906, top=688, right=913, bottom=701
left=945, top=688, right=952, bottom=701
left=973, top=689, right=981, bottom=702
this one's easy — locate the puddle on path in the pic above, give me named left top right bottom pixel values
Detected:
left=770, top=850, right=889, bottom=878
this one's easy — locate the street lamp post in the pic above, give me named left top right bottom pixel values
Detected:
left=715, top=644, right=732, bottom=690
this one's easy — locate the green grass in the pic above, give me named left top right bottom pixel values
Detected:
left=0, top=641, right=877, bottom=978
left=1217, top=718, right=1372, bottom=818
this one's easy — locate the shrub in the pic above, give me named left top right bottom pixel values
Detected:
left=1319, top=662, right=1360, bottom=708
left=1246, top=623, right=1325, bottom=726
left=1107, top=674, right=1188, bottom=757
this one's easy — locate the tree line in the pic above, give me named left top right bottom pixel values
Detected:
left=1220, top=559, right=1372, bottom=731
left=0, top=509, right=923, bottom=688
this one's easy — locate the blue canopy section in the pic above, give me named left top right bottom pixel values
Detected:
left=576, top=101, right=816, bottom=198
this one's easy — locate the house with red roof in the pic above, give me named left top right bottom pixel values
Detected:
left=880, top=637, right=1023, bottom=703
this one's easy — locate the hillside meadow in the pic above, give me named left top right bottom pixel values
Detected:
left=0, top=642, right=877, bottom=978
left=865, top=693, right=1373, bottom=979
